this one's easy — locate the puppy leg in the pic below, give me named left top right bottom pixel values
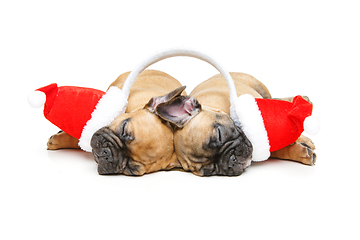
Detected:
left=47, top=131, right=80, bottom=150
left=270, top=135, right=316, bottom=165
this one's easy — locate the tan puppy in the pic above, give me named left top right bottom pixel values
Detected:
left=156, top=72, right=316, bottom=176
left=48, top=70, right=184, bottom=175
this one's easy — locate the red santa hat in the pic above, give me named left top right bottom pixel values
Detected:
left=28, top=83, right=127, bottom=152
left=233, top=94, right=320, bottom=162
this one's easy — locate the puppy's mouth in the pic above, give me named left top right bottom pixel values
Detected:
left=215, top=128, right=253, bottom=176
left=91, top=127, right=129, bottom=175
left=217, top=137, right=253, bottom=176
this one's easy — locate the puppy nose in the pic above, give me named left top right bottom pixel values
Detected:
left=93, top=148, right=112, bottom=163
left=91, top=128, right=122, bottom=175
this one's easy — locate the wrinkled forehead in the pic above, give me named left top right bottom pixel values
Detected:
left=131, top=111, right=171, bottom=137
left=184, top=110, right=233, bottom=130
left=175, top=110, right=234, bottom=146
left=122, top=110, right=175, bottom=160
left=109, top=109, right=166, bottom=131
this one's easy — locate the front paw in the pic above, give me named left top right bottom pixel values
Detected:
left=291, top=136, right=316, bottom=165
left=298, top=143, right=316, bottom=165
left=47, top=131, right=63, bottom=150
left=47, top=131, right=80, bottom=150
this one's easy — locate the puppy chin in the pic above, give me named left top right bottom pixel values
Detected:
left=97, top=162, right=121, bottom=175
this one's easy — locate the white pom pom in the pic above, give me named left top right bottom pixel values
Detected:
left=304, top=116, right=320, bottom=135
left=28, top=90, right=46, bottom=108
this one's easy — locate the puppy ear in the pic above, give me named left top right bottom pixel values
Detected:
left=145, top=86, right=186, bottom=112
left=155, top=96, right=201, bottom=128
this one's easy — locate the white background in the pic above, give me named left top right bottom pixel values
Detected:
left=1, top=0, right=359, bottom=239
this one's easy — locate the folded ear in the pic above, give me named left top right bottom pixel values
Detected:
left=155, top=96, right=201, bottom=128
left=145, top=86, right=186, bottom=112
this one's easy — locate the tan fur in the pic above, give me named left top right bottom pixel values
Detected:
left=172, top=72, right=273, bottom=175
left=47, top=131, right=79, bottom=150
left=109, top=70, right=186, bottom=112
left=106, top=108, right=180, bottom=175
left=48, top=70, right=184, bottom=174
left=190, top=72, right=271, bottom=114
left=174, top=72, right=316, bottom=170
left=173, top=110, right=239, bottom=175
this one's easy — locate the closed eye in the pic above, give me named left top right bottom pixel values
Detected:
left=119, top=118, right=134, bottom=142
left=216, top=126, right=222, bottom=143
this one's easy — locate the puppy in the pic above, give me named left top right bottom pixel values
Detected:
left=48, top=70, right=185, bottom=175
left=156, top=72, right=316, bottom=176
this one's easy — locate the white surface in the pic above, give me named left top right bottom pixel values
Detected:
left=1, top=1, right=359, bottom=239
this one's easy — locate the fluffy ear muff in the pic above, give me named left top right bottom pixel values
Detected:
left=155, top=96, right=201, bottom=128
left=145, top=86, right=186, bottom=112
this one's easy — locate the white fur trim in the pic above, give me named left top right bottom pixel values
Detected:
left=78, top=86, right=128, bottom=152
left=233, top=94, right=270, bottom=162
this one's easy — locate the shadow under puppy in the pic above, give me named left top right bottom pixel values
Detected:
left=155, top=72, right=316, bottom=176
left=48, top=70, right=186, bottom=175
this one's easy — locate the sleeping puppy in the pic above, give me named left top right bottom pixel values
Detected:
left=47, top=70, right=185, bottom=175
left=156, top=72, right=316, bottom=176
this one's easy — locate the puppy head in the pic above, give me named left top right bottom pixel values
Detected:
left=156, top=96, right=253, bottom=176
left=90, top=87, right=185, bottom=175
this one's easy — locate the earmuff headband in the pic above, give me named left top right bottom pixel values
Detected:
left=122, top=48, right=238, bottom=108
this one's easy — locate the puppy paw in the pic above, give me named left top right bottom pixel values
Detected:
left=270, top=135, right=316, bottom=165
left=47, top=131, right=80, bottom=150
left=47, top=131, right=61, bottom=150
left=296, top=136, right=316, bottom=165
left=287, top=136, right=316, bottom=165
left=290, top=142, right=316, bottom=165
